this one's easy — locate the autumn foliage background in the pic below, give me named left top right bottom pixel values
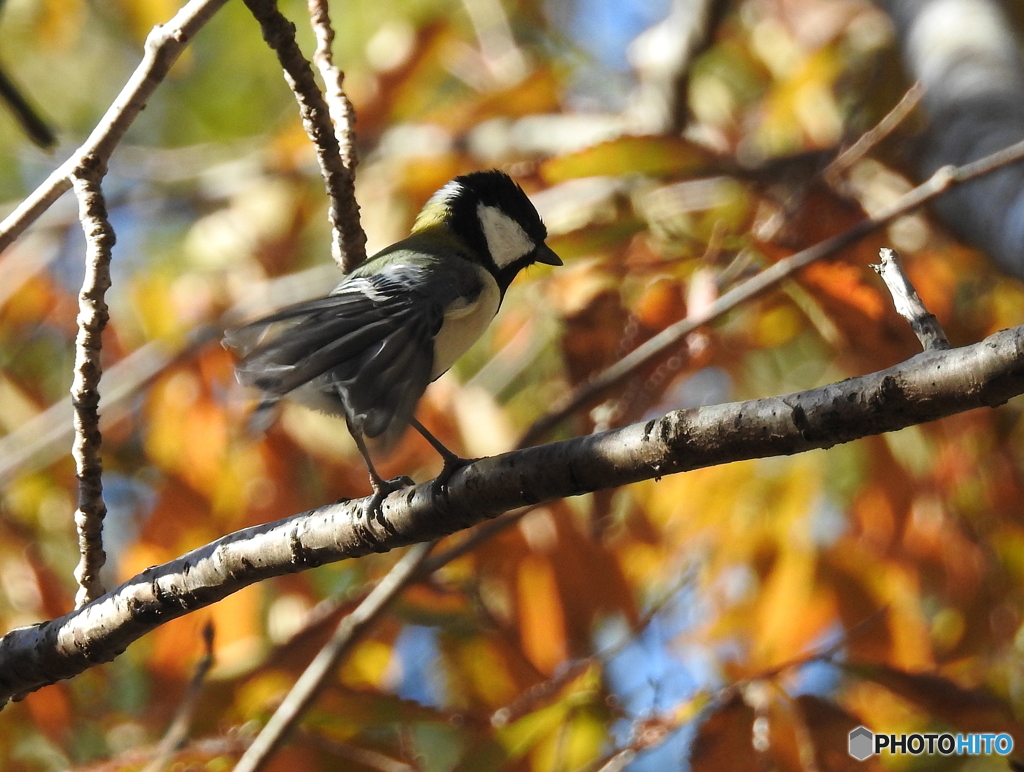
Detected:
left=2, top=0, right=1024, bottom=769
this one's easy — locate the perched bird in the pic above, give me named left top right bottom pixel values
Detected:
left=225, top=170, right=562, bottom=519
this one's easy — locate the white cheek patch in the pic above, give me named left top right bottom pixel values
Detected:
left=477, top=202, right=535, bottom=268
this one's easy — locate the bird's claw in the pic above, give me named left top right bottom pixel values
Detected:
left=430, top=456, right=476, bottom=500
left=363, top=475, right=416, bottom=531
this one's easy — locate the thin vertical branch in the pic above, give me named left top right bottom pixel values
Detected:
left=69, top=163, right=116, bottom=608
left=232, top=541, right=436, bottom=772
left=243, top=0, right=367, bottom=273
left=307, top=0, right=362, bottom=272
left=307, top=0, right=357, bottom=171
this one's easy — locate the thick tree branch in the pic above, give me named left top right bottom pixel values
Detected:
left=69, top=168, right=116, bottom=608
left=0, top=0, right=229, bottom=255
left=3, top=324, right=1024, bottom=705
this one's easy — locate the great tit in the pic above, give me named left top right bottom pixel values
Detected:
left=225, top=170, right=562, bottom=518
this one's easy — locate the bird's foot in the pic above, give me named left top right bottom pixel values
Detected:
left=363, top=475, right=416, bottom=533
left=429, top=454, right=476, bottom=501
left=409, top=417, right=475, bottom=501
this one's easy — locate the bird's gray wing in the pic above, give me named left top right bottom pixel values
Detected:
left=226, top=258, right=482, bottom=442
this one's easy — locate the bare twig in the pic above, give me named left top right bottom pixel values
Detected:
left=0, top=62, right=56, bottom=149
left=0, top=0, right=230, bottom=256
left=492, top=658, right=596, bottom=728
left=493, top=571, right=692, bottom=728
left=301, top=731, right=416, bottom=772
left=519, top=137, right=1024, bottom=447
left=142, top=623, right=216, bottom=772
left=825, top=82, right=924, bottom=183
left=590, top=748, right=638, bottom=772
left=576, top=712, right=677, bottom=772
left=232, top=541, right=436, bottom=772
left=871, top=248, right=950, bottom=351
left=69, top=167, right=115, bottom=608
left=723, top=609, right=887, bottom=701
left=242, top=0, right=366, bottom=272
left=306, top=0, right=362, bottom=272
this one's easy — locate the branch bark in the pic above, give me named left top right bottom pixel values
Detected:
left=69, top=168, right=116, bottom=608
left=242, top=0, right=366, bottom=272
left=871, top=247, right=950, bottom=351
left=307, top=0, right=363, bottom=272
left=307, top=0, right=359, bottom=181
left=2, top=324, right=1024, bottom=705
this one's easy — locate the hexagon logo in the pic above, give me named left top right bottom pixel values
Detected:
left=848, top=726, right=874, bottom=760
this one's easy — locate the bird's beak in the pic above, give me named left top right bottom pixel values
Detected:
left=534, top=243, right=563, bottom=266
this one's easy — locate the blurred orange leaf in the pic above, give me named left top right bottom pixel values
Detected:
left=635, top=276, right=687, bottom=331
left=517, top=553, right=568, bottom=674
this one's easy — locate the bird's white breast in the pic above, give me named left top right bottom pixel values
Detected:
left=431, top=264, right=501, bottom=379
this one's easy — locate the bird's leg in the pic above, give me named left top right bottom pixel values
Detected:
left=348, top=418, right=413, bottom=529
left=410, top=417, right=475, bottom=495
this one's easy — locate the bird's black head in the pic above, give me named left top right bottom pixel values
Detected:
left=414, top=170, right=562, bottom=287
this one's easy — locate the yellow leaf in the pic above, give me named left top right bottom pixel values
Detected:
left=455, top=637, right=520, bottom=708
left=752, top=547, right=836, bottom=668
left=530, top=707, right=606, bottom=771
left=341, top=640, right=394, bottom=689
left=542, top=136, right=715, bottom=182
